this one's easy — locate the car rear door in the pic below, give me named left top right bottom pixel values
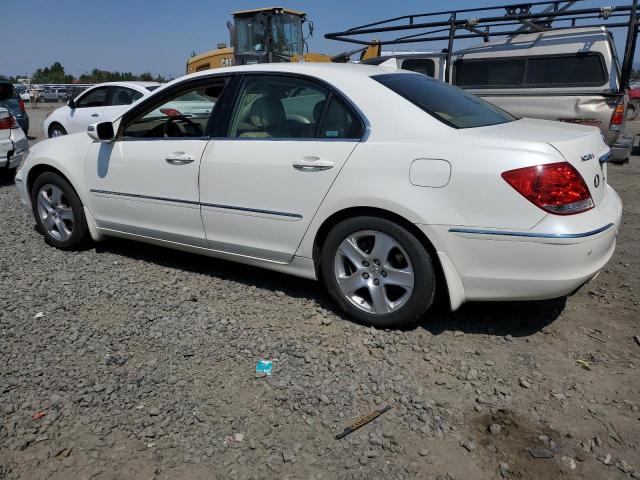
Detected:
left=198, top=73, right=364, bottom=262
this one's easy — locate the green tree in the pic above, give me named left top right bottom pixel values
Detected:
left=32, top=62, right=74, bottom=83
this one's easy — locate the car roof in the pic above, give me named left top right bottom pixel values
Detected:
left=89, top=81, right=160, bottom=90
left=160, top=62, right=400, bottom=93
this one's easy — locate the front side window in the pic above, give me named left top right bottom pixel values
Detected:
left=122, top=80, right=225, bottom=139
left=374, top=73, right=514, bottom=129
left=109, top=87, right=143, bottom=106
left=228, top=75, right=363, bottom=139
left=271, top=13, right=303, bottom=57
left=235, top=16, right=268, bottom=54
left=76, top=87, right=109, bottom=108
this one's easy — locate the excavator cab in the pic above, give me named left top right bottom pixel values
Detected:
left=232, top=7, right=306, bottom=65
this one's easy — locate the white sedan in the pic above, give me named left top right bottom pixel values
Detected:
left=43, top=81, right=160, bottom=138
left=15, top=64, right=622, bottom=327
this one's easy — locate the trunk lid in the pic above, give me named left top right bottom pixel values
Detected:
left=480, top=117, right=609, bottom=206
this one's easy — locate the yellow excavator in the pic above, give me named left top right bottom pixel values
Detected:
left=186, top=7, right=380, bottom=73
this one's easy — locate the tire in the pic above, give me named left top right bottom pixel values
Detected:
left=320, top=216, right=435, bottom=328
left=48, top=123, right=67, bottom=138
left=30, top=172, right=90, bottom=250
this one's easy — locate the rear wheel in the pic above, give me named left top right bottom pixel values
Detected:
left=48, top=123, right=67, bottom=138
left=321, top=216, right=435, bottom=328
left=30, top=172, right=89, bottom=249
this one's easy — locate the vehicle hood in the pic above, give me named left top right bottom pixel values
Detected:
left=479, top=117, right=609, bottom=205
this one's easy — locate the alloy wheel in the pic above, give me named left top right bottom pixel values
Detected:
left=334, top=230, right=415, bottom=315
left=36, top=183, right=74, bottom=241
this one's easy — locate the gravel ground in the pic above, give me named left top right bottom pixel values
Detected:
left=0, top=105, right=639, bottom=480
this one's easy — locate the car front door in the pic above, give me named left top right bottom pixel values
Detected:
left=199, top=73, right=364, bottom=262
left=85, top=77, right=229, bottom=247
left=68, top=86, right=109, bottom=134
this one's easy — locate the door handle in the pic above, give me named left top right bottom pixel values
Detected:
left=292, top=156, right=334, bottom=172
left=91, top=113, right=99, bottom=117
left=165, top=152, right=195, bottom=165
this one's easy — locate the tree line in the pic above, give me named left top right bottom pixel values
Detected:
left=1, top=62, right=167, bottom=84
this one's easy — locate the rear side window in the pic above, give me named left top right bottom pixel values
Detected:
left=109, top=87, right=143, bottom=106
left=454, top=53, right=606, bottom=88
left=401, top=58, right=436, bottom=77
left=373, top=73, right=514, bottom=129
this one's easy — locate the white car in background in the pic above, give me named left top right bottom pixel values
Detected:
left=0, top=108, right=28, bottom=170
left=43, top=81, right=160, bottom=138
left=16, top=64, right=622, bottom=327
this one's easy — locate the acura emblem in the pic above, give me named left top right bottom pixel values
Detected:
left=581, top=153, right=595, bottom=161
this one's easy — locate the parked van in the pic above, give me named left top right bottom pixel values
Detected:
left=363, top=27, right=632, bottom=163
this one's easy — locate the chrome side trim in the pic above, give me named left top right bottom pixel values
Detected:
left=90, top=189, right=199, bottom=206
left=89, top=189, right=303, bottom=219
left=448, top=223, right=614, bottom=239
left=200, top=202, right=303, bottom=219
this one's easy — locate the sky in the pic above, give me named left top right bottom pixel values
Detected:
left=1, top=0, right=638, bottom=79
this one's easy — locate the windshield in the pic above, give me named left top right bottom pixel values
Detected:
left=373, top=73, right=514, bottom=129
left=271, top=13, right=303, bottom=57
left=235, top=15, right=268, bottom=54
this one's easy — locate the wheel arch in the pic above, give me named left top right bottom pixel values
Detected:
left=311, top=206, right=452, bottom=310
left=47, top=122, right=66, bottom=137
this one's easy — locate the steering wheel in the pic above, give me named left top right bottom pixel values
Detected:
left=163, top=114, right=202, bottom=137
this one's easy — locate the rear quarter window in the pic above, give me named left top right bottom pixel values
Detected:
left=373, top=73, right=514, bottom=129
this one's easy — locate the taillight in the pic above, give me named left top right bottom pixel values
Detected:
left=609, top=98, right=625, bottom=131
left=502, top=162, right=594, bottom=215
left=0, top=116, right=18, bottom=130
left=18, top=99, right=26, bottom=113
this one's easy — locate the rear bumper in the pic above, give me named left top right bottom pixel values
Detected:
left=419, top=185, right=622, bottom=309
left=611, top=133, right=632, bottom=161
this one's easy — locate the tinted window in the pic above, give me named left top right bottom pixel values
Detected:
left=525, top=55, right=606, bottom=85
left=123, top=80, right=225, bottom=139
left=76, top=87, right=109, bottom=108
left=0, top=83, right=18, bottom=101
left=401, top=58, right=436, bottom=77
left=454, top=54, right=606, bottom=88
left=317, top=97, right=362, bottom=139
left=110, top=87, right=142, bottom=106
left=374, top=73, right=514, bottom=129
left=455, top=58, right=526, bottom=88
left=146, top=85, right=160, bottom=91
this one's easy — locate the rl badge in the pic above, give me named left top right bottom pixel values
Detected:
left=581, top=153, right=595, bottom=161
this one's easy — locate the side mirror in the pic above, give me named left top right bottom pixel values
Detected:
left=87, top=122, right=115, bottom=143
left=68, top=99, right=76, bottom=109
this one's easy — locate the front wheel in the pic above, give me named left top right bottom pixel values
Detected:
left=321, top=216, right=435, bottom=328
left=30, top=172, right=90, bottom=249
left=48, top=123, right=67, bottom=138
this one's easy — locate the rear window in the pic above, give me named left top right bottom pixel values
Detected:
left=373, top=73, right=514, bottom=129
left=0, top=83, right=18, bottom=101
left=146, top=86, right=160, bottom=91
left=454, top=53, right=607, bottom=88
